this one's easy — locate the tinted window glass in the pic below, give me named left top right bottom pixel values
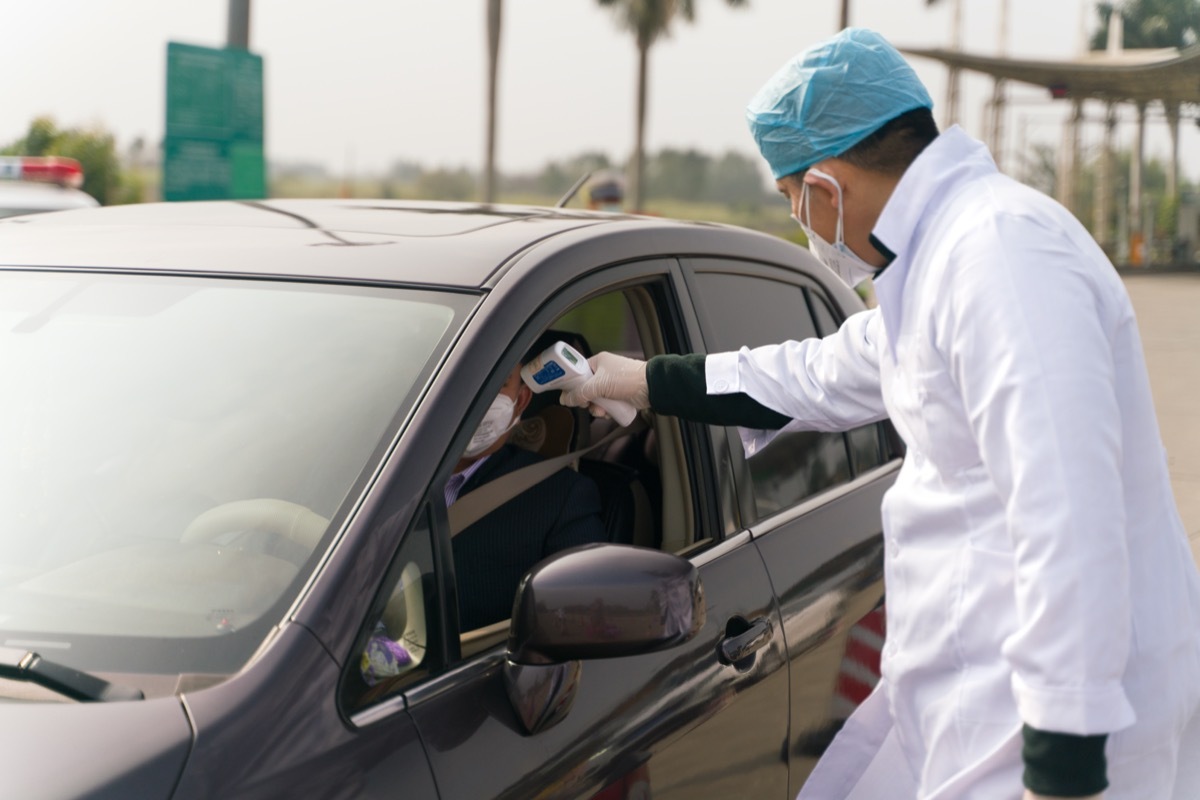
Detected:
left=690, top=269, right=851, bottom=517
left=346, top=505, right=440, bottom=710
left=807, top=289, right=887, bottom=476
left=746, top=430, right=852, bottom=517
left=806, top=287, right=840, bottom=337
left=692, top=272, right=815, bottom=353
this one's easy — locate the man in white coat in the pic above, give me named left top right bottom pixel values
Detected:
left=562, top=27, right=1200, bottom=800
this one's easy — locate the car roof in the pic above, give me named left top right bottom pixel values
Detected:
left=0, top=199, right=690, bottom=288
left=0, top=198, right=829, bottom=297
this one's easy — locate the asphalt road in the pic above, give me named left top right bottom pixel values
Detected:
left=1123, top=272, right=1200, bottom=565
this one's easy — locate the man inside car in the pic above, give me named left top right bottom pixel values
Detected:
left=362, top=333, right=607, bottom=685
left=447, top=333, right=607, bottom=631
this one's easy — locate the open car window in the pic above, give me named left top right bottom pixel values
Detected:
left=446, top=279, right=709, bottom=654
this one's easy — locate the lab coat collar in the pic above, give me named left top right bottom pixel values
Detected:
left=869, top=126, right=998, bottom=360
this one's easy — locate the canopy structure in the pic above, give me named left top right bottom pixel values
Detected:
left=902, top=45, right=1200, bottom=105
left=903, top=41, right=1200, bottom=264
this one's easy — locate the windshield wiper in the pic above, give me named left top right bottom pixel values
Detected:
left=0, top=647, right=144, bottom=702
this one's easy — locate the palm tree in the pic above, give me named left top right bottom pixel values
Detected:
left=597, top=0, right=747, bottom=212
left=1090, top=0, right=1200, bottom=50
left=484, top=0, right=503, bottom=203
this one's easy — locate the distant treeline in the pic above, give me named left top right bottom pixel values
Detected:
left=271, top=148, right=776, bottom=209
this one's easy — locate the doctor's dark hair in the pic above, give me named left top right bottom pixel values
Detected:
left=833, top=107, right=939, bottom=176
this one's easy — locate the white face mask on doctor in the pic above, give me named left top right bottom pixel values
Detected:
left=462, top=393, right=518, bottom=459
left=791, top=167, right=880, bottom=290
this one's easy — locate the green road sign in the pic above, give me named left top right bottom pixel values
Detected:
left=163, top=42, right=265, bottom=201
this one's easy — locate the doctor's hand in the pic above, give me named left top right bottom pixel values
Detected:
left=559, top=352, right=650, bottom=416
left=1023, top=792, right=1104, bottom=800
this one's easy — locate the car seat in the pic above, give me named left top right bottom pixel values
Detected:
left=577, top=459, right=657, bottom=548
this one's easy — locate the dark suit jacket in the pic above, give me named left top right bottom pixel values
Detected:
left=452, top=445, right=605, bottom=631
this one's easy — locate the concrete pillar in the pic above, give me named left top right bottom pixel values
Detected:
left=1095, top=101, right=1117, bottom=252
left=1166, top=102, right=1182, bottom=262
left=1107, top=10, right=1124, bottom=55
left=1130, top=102, right=1146, bottom=265
left=988, top=86, right=1008, bottom=170
left=1166, top=102, right=1181, bottom=203
left=1057, top=99, right=1083, bottom=216
left=988, top=0, right=1010, bottom=170
left=988, top=81, right=1007, bottom=171
left=944, top=0, right=963, bottom=128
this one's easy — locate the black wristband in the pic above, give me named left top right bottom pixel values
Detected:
left=646, top=354, right=790, bottom=430
left=1022, top=724, right=1108, bottom=797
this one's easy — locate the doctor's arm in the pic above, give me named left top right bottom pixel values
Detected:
left=562, top=307, right=888, bottom=431
left=944, top=218, right=1132, bottom=798
left=558, top=350, right=789, bottom=428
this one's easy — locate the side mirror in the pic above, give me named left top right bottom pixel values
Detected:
left=503, top=544, right=705, bottom=735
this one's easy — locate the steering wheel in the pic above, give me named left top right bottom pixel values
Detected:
left=180, top=498, right=330, bottom=554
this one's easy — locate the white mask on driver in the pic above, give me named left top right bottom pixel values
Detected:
left=463, top=393, right=518, bottom=459
left=791, top=167, right=880, bottom=290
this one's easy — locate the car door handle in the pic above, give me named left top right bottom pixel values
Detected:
left=718, top=617, right=772, bottom=665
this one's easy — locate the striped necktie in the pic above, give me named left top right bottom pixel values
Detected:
left=445, top=471, right=468, bottom=507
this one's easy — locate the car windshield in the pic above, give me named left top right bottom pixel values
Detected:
left=0, top=271, right=467, bottom=681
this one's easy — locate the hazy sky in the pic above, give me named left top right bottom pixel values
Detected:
left=5, top=0, right=1197, bottom=183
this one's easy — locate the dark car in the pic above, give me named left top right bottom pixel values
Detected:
left=0, top=200, right=899, bottom=799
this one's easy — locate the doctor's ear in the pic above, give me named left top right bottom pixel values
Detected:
left=803, top=172, right=840, bottom=210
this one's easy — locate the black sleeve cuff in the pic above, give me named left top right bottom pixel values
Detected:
left=646, top=354, right=791, bottom=430
left=1022, top=724, right=1108, bottom=797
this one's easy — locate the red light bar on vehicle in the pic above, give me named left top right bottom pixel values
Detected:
left=0, top=156, right=85, bottom=189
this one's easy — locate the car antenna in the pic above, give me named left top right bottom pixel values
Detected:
left=554, top=171, right=593, bottom=208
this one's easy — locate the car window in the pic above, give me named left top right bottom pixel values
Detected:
left=553, top=292, right=643, bottom=357
left=0, top=272, right=469, bottom=677
left=442, top=278, right=707, bottom=652
left=548, top=286, right=690, bottom=551
left=807, top=288, right=888, bottom=476
left=344, top=504, right=441, bottom=712
left=688, top=267, right=852, bottom=519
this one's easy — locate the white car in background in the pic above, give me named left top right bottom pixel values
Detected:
left=0, top=156, right=98, bottom=218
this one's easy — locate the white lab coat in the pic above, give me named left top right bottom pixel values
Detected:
left=707, top=127, right=1200, bottom=799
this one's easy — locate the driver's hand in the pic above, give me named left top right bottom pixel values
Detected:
left=559, top=352, right=650, bottom=416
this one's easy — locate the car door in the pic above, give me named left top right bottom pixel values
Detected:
left=350, top=259, right=791, bottom=799
left=680, top=257, right=899, bottom=797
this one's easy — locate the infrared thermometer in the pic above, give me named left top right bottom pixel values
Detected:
left=521, top=341, right=638, bottom=427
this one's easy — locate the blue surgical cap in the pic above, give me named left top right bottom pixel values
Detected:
left=747, top=28, right=933, bottom=179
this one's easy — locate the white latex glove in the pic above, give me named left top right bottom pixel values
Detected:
left=559, top=352, right=650, bottom=416
left=1023, top=792, right=1103, bottom=800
